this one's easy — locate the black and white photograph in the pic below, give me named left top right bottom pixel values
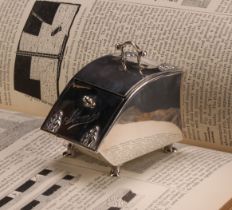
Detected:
left=14, top=1, right=80, bottom=104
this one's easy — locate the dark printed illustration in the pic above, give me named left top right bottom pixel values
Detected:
left=14, top=1, right=81, bottom=104
left=93, top=189, right=138, bottom=210
left=0, top=168, right=54, bottom=209
left=0, top=167, right=78, bottom=210
left=20, top=174, right=77, bottom=210
left=182, top=0, right=211, bottom=8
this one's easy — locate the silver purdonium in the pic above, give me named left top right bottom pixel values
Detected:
left=41, top=42, right=182, bottom=175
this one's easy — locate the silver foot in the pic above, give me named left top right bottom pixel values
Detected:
left=63, top=143, right=77, bottom=157
left=110, top=166, right=120, bottom=177
left=163, top=144, right=177, bottom=153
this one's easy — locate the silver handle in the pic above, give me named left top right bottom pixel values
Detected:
left=115, top=41, right=147, bottom=74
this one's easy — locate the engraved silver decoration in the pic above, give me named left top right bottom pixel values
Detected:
left=82, top=96, right=96, bottom=108
left=81, top=126, right=99, bottom=148
left=158, top=63, right=177, bottom=72
left=45, top=110, right=63, bottom=133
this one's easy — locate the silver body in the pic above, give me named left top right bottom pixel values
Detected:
left=41, top=42, right=182, bottom=174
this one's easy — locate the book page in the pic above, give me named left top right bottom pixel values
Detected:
left=0, top=116, right=231, bottom=210
left=0, top=109, right=42, bottom=150
left=0, top=0, right=231, bottom=149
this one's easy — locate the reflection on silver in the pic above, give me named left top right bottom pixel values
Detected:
left=45, top=110, right=63, bottom=133
left=158, top=63, right=177, bottom=72
left=119, top=107, right=181, bottom=128
left=82, top=96, right=96, bottom=109
left=81, top=126, right=99, bottom=148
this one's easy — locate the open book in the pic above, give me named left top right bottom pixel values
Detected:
left=0, top=0, right=231, bottom=209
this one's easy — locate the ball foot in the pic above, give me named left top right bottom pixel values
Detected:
left=163, top=144, right=177, bottom=153
left=110, top=166, right=120, bottom=177
left=63, top=143, right=77, bottom=157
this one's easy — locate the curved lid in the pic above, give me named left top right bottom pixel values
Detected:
left=76, top=55, right=161, bottom=97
